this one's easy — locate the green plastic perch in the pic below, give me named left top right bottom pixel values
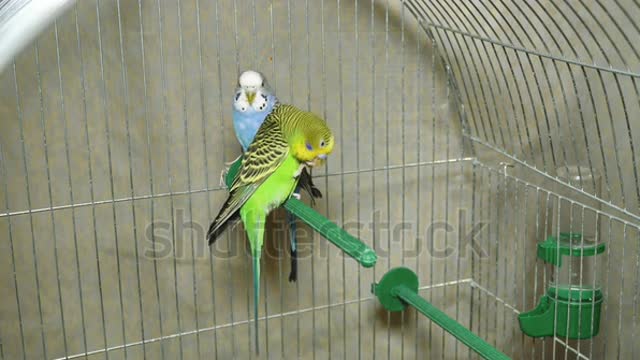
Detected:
left=372, top=267, right=510, bottom=360
left=224, top=157, right=377, bottom=268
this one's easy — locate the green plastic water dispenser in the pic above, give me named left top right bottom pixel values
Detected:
left=519, top=233, right=605, bottom=339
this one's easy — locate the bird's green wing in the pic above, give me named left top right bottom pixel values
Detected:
left=231, top=114, right=289, bottom=190
left=207, top=114, right=289, bottom=244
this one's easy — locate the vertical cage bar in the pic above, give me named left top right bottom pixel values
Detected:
left=574, top=206, right=586, bottom=358
left=494, top=167, right=502, bottom=350
left=531, top=187, right=540, bottom=360
left=399, top=1, right=407, bottom=358
left=369, top=0, right=377, bottom=356
left=175, top=0, right=202, bottom=357
left=74, top=5, right=111, bottom=357
left=213, top=0, right=231, bottom=355
left=320, top=0, right=331, bottom=356
left=336, top=0, right=347, bottom=356
left=135, top=0, right=165, bottom=357
left=601, top=217, right=613, bottom=357
left=510, top=177, right=519, bottom=357
left=95, top=0, right=132, bottom=356
left=561, top=200, right=575, bottom=360
left=413, top=9, right=423, bottom=359
left=588, top=211, right=601, bottom=359
left=541, top=191, right=551, bottom=359
left=468, top=161, right=476, bottom=360
left=300, top=0, right=310, bottom=356
left=482, top=166, right=490, bottom=353
left=454, top=135, right=464, bottom=358
left=53, top=19, right=90, bottom=358
left=520, top=183, right=529, bottom=358
left=113, top=1, right=147, bottom=356
left=354, top=0, right=362, bottom=358
left=551, top=193, right=560, bottom=358
left=632, top=77, right=640, bottom=211
left=0, top=140, right=27, bottom=360
left=384, top=0, right=392, bottom=357
left=193, top=0, right=217, bottom=354
left=616, top=224, right=627, bottom=359
left=153, top=0, right=184, bottom=357
left=428, top=35, right=436, bottom=357
left=36, top=41, right=72, bottom=357
left=442, top=40, right=451, bottom=358
left=252, top=0, right=270, bottom=354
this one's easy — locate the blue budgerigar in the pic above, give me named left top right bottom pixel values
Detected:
left=233, top=70, right=279, bottom=151
left=230, top=70, right=321, bottom=282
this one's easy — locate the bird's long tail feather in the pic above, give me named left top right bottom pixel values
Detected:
left=244, top=210, right=264, bottom=354
left=253, top=250, right=261, bottom=354
left=287, top=209, right=298, bottom=282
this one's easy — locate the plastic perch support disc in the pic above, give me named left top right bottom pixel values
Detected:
left=372, top=267, right=419, bottom=312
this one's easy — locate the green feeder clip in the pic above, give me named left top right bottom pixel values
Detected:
left=519, top=233, right=605, bottom=339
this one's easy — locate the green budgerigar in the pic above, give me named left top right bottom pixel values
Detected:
left=207, top=103, right=334, bottom=353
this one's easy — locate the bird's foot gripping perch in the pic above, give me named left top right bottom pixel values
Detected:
left=293, top=163, right=307, bottom=179
left=293, top=155, right=325, bottom=179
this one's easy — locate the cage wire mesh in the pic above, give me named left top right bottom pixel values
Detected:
left=0, top=0, right=639, bottom=359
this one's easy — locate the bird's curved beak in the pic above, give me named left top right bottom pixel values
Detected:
left=246, top=91, right=256, bottom=104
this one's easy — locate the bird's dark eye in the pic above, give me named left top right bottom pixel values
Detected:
left=261, top=82, right=264, bottom=87
left=320, top=140, right=326, bottom=148
left=305, top=142, right=313, bottom=151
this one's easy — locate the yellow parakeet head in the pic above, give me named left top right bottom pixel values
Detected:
left=292, top=123, right=334, bottom=165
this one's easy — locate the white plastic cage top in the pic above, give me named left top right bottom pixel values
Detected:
left=0, top=0, right=639, bottom=359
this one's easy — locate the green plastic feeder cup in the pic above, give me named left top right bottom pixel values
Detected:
left=518, top=287, right=603, bottom=339
left=519, top=233, right=605, bottom=339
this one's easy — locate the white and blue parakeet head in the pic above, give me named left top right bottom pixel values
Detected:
left=232, top=70, right=278, bottom=151
left=233, top=70, right=277, bottom=114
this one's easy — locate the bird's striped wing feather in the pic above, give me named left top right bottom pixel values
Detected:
left=232, top=114, right=289, bottom=190
left=207, top=113, right=289, bottom=244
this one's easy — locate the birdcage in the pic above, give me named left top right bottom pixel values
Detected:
left=1, top=0, right=639, bottom=359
